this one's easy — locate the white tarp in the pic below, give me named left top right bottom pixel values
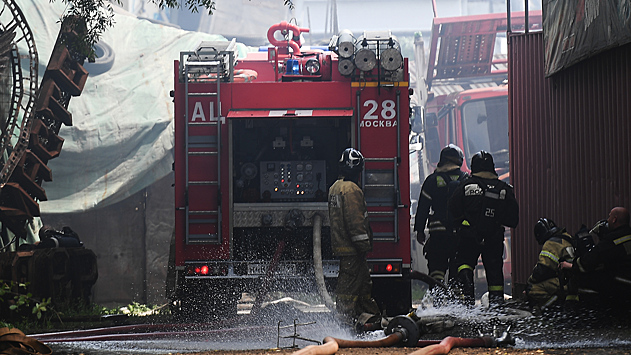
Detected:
left=19, top=0, right=246, bottom=213
left=197, top=0, right=290, bottom=41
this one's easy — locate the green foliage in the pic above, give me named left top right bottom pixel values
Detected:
left=283, top=0, right=295, bottom=9
left=147, top=0, right=294, bottom=15
left=150, top=0, right=216, bottom=15
left=0, top=279, right=169, bottom=332
left=32, top=298, right=50, bottom=320
left=119, top=302, right=167, bottom=316
left=57, top=0, right=119, bottom=60
left=0, top=280, right=53, bottom=327
left=54, top=300, right=166, bottom=317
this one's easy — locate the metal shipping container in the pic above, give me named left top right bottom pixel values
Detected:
left=508, top=31, right=631, bottom=293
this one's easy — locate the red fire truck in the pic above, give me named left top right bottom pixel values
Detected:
left=171, top=22, right=412, bottom=318
left=412, top=12, right=542, bottom=297
left=416, top=11, right=542, bottom=177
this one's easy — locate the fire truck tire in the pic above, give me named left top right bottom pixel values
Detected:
left=372, top=278, right=412, bottom=317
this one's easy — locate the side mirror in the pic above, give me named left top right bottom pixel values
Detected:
left=409, top=134, right=423, bottom=152
left=410, top=106, right=423, bottom=133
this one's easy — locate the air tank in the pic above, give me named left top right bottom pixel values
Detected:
left=336, top=29, right=355, bottom=59
left=338, top=58, right=356, bottom=76
left=380, top=36, right=403, bottom=71
left=353, top=31, right=402, bottom=72
left=354, top=37, right=377, bottom=72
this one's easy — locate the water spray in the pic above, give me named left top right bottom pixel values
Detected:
left=291, top=320, right=514, bottom=355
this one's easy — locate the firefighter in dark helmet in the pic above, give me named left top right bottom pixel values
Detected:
left=414, top=144, right=468, bottom=284
left=449, top=151, right=519, bottom=306
left=328, top=148, right=381, bottom=328
left=526, top=218, right=578, bottom=311
left=560, top=207, right=631, bottom=310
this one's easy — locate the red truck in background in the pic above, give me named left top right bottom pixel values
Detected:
left=170, top=22, right=413, bottom=319
left=411, top=12, right=542, bottom=297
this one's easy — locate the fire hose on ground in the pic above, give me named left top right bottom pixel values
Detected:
left=291, top=314, right=514, bottom=355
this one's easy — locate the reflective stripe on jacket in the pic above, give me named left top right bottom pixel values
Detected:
left=527, top=232, right=575, bottom=301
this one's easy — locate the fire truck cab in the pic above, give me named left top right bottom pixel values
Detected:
left=423, top=86, right=510, bottom=180
left=171, top=23, right=412, bottom=318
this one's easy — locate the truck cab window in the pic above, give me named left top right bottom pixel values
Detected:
left=461, top=97, right=509, bottom=169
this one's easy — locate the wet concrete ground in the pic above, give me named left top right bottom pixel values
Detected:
left=180, top=348, right=631, bottom=355
left=45, top=297, right=631, bottom=355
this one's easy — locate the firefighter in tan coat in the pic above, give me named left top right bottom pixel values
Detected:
left=526, top=218, right=577, bottom=311
left=328, top=148, right=381, bottom=328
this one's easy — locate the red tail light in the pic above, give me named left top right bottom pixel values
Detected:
left=186, top=264, right=227, bottom=276
left=367, top=260, right=402, bottom=275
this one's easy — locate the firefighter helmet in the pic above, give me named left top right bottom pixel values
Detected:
left=534, top=217, right=559, bottom=245
left=438, top=144, right=464, bottom=167
left=339, top=148, right=364, bottom=176
left=470, top=150, right=496, bottom=174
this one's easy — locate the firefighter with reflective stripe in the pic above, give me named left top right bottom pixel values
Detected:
left=526, top=218, right=577, bottom=310
left=560, top=207, right=631, bottom=309
left=328, top=148, right=381, bottom=327
left=449, top=151, right=519, bottom=306
left=414, top=144, right=468, bottom=283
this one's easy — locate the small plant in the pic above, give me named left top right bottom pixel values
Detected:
left=0, top=280, right=56, bottom=329
left=119, top=302, right=168, bottom=316
left=54, top=299, right=113, bottom=317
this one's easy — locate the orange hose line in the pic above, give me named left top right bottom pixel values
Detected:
left=291, top=333, right=404, bottom=355
left=408, top=336, right=495, bottom=355
left=290, top=333, right=495, bottom=355
left=291, top=338, right=338, bottom=355
left=325, top=333, right=404, bottom=348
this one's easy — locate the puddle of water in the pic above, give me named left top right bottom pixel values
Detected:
left=415, top=290, right=631, bottom=350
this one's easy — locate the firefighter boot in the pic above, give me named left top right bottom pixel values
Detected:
left=429, top=270, right=448, bottom=307
left=457, top=268, right=475, bottom=306
left=488, top=289, right=505, bottom=308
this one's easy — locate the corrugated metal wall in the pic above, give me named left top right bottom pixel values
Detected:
left=508, top=32, right=631, bottom=291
